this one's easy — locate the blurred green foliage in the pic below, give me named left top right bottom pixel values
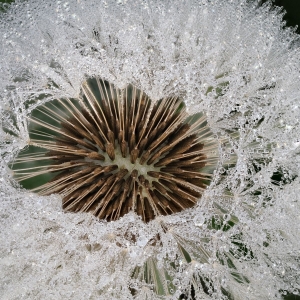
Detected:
left=0, top=0, right=14, bottom=12
left=266, top=0, right=300, bottom=34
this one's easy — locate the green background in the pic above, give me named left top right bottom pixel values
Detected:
left=1, top=0, right=299, bottom=299
left=263, top=0, right=300, bottom=34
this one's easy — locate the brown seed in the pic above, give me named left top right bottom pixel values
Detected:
left=130, top=148, right=139, bottom=164
left=86, top=152, right=105, bottom=160
left=106, top=143, right=115, bottom=160
left=152, top=181, right=168, bottom=195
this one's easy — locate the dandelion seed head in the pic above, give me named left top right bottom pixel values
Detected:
left=13, top=78, right=217, bottom=222
left=1, top=0, right=300, bottom=299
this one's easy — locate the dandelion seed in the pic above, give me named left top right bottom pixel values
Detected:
left=14, top=78, right=218, bottom=222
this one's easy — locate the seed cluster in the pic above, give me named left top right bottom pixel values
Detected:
left=15, top=78, right=216, bottom=222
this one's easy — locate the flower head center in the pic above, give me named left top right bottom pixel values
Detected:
left=14, top=78, right=217, bottom=222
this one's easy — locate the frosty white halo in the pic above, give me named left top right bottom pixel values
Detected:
left=13, top=77, right=218, bottom=222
